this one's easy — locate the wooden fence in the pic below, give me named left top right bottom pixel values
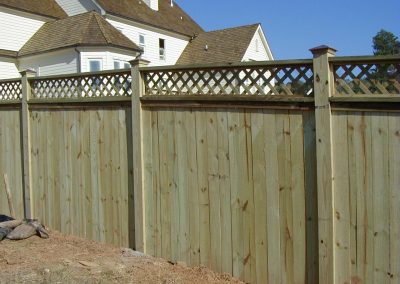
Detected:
left=0, top=48, right=399, bottom=284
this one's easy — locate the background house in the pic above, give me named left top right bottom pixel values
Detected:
left=0, top=0, right=273, bottom=79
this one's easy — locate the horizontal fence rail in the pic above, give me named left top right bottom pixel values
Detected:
left=30, top=70, right=132, bottom=100
left=142, top=60, right=314, bottom=97
left=331, top=56, right=400, bottom=96
left=0, top=79, right=22, bottom=101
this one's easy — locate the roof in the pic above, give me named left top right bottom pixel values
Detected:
left=19, top=11, right=141, bottom=57
left=177, top=24, right=259, bottom=65
left=0, top=49, right=17, bottom=58
left=96, top=0, right=203, bottom=37
left=0, top=0, right=67, bottom=19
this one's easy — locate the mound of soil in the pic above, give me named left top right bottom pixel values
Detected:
left=0, top=231, right=242, bottom=283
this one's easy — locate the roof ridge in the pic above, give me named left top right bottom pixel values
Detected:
left=92, top=12, right=111, bottom=44
left=80, top=12, right=98, bottom=44
left=203, top=23, right=260, bottom=34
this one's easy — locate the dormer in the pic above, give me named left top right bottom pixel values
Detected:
left=143, top=0, right=159, bottom=11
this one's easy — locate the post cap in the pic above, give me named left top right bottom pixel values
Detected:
left=129, top=58, right=150, bottom=67
left=309, top=45, right=337, bottom=57
left=19, top=69, right=36, bottom=77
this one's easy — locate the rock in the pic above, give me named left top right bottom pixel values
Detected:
left=121, top=248, right=147, bottom=258
left=0, top=227, right=12, bottom=241
left=0, top=219, right=23, bottom=229
left=27, top=220, right=49, bottom=239
left=6, top=224, right=36, bottom=240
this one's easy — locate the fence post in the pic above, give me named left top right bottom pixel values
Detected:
left=20, top=69, right=36, bottom=219
left=310, top=45, right=337, bottom=284
left=130, top=58, right=149, bottom=252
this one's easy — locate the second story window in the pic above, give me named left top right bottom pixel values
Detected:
left=139, top=34, right=146, bottom=53
left=159, top=38, right=166, bottom=61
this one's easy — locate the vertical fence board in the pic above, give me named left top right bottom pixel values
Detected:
left=175, top=110, right=190, bottom=263
left=290, top=111, right=307, bottom=283
left=332, top=112, right=351, bottom=283
left=371, top=113, right=390, bottom=284
left=388, top=114, right=400, bottom=284
left=264, top=110, right=282, bottom=284
left=207, top=110, right=221, bottom=272
left=216, top=110, right=232, bottom=275
left=196, top=110, right=211, bottom=266
left=251, top=109, right=268, bottom=284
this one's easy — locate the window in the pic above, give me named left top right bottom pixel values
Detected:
left=113, top=60, right=130, bottom=70
left=89, top=59, right=102, bottom=72
left=255, top=39, right=259, bottom=52
left=159, top=38, right=166, bottom=61
left=139, top=34, right=146, bottom=53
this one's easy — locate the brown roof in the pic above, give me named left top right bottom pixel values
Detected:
left=0, top=49, right=17, bottom=58
left=177, top=24, right=259, bottom=65
left=96, top=0, right=203, bottom=37
left=19, top=12, right=141, bottom=57
left=0, top=0, right=67, bottom=19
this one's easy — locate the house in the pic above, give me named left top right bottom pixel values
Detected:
left=0, top=0, right=273, bottom=79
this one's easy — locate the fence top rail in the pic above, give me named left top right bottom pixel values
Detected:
left=140, top=59, right=314, bottom=72
left=0, top=77, right=22, bottom=83
left=29, top=68, right=131, bottom=82
left=330, top=55, right=400, bottom=64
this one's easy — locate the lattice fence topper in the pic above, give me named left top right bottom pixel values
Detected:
left=334, top=62, right=400, bottom=95
left=31, top=71, right=132, bottom=99
left=0, top=80, right=22, bottom=101
left=143, top=64, right=314, bottom=96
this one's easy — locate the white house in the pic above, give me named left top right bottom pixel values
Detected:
left=0, top=0, right=274, bottom=79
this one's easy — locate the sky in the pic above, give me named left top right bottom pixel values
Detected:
left=175, top=0, right=400, bottom=59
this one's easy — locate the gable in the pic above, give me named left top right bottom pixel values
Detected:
left=0, top=9, right=45, bottom=51
left=55, top=0, right=102, bottom=16
left=242, top=26, right=274, bottom=61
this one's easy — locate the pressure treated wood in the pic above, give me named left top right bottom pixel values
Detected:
left=0, top=108, right=24, bottom=218
left=331, top=111, right=400, bottom=284
left=29, top=107, right=132, bottom=247
left=141, top=107, right=315, bottom=284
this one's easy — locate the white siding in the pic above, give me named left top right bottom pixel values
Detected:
left=0, top=10, right=45, bottom=51
left=80, top=50, right=135, bottom=72
left=0, top=61, right=20, bottom=79
left=242, top=28, right=272, bottom=62
left=143, top=0, right=159, bottom=11
left=107, top=18, right=189, bottom=66
left=55, top=0, right=100, bottom=16
left=19, top=49, right=78, bottom=76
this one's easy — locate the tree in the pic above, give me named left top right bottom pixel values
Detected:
left=372, top=29, right=400, bottom=55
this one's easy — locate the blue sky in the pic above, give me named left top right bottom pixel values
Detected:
left=176, top=0, right=400, bottom=59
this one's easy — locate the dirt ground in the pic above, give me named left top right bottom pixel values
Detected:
left=0, top=231, right=243, bottom=284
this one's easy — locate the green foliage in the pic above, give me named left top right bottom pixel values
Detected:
left=372, top=29, right=400, bottom=56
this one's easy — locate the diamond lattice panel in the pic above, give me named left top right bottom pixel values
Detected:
left=334, top=63, right=400, bottom=95
left=31, top=71, right=132, bottom=99
left=144, top=64, right=314, bottom=96
left=0, top=80, right=22, bottom=101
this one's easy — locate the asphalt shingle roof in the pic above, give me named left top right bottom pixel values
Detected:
left=177, top=24, right=259, bottom=65
left=0, top=0, right=67, bottom=19
left=19, top=11, right=141, bottom=57
left=96, top=0, right=203, bottom=37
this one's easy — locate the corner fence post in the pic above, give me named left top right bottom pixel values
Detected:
left=310, top=45, right=337, bottom=284
left=20, top=69, right=36, bottom=219
left=130, top=58, right=149, bottom=252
